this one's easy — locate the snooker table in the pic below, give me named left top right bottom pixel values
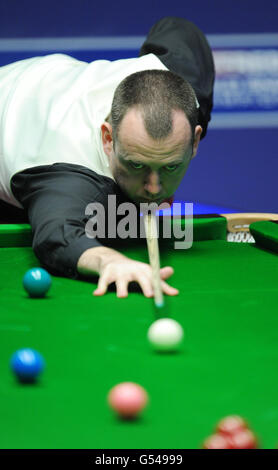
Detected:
left=0, top=213, right=278, bottom=450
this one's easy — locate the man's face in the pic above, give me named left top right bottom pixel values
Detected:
left=101, top=107, right=201, bottom=205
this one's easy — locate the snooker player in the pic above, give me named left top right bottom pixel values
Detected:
left=0, top=17, right=215, bottom=298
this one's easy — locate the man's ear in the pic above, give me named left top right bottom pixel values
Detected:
left=191, top=125, right=203, bottom=159
left=101, top=122, right=113, bottom=157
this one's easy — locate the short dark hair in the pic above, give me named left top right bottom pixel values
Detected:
left=110, top=69, right=199, bottom=147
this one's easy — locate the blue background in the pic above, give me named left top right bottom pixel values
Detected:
left=0, top=0, right=277, bottom=212
left=0, top=0, right=277, bottom=36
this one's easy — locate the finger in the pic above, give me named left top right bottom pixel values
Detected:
left=161, top=279, right=179, bottom=296
left=115, top=279, right=129, bottom=298
left=160, top=266, right=174, bottom=280
left=93, top=274, right=111, bottom=296
left=134, top=273, right=154, bottom=298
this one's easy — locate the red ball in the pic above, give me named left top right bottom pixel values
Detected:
left=108, top=382, right=149, bottom=418
left=216, top=415, right=248, bottom=435
left=202, top=433, right=233, bottom=449
left=229, top=430, right=258, bottom=449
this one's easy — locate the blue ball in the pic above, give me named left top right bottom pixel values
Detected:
left=10, top=348, right=45, bottom=383
left=23, top=268, right=51, bottom=298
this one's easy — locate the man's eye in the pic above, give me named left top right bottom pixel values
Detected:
left=130, top=162, right=145, bottom=170
left=165, top=164, right=179, bottom=172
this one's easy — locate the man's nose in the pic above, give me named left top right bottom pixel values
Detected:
left=144, top=171, right=161, bottom=195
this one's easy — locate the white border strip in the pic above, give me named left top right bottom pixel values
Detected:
left=210, top=112, right=278, bottom=128
left=208, top=33, right=278, bottom=48
left=0, top=37, right=145, bottom=51
left=0, top=33, right=278, bottom=52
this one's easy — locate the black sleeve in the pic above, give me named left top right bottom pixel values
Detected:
left=11, top=163, right=126, bottom=279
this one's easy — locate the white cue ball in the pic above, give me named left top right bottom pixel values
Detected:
left=147, top=318, right=184, bottom=351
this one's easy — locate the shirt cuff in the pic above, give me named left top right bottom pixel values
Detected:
left=50, top=234, right=103, bottom=279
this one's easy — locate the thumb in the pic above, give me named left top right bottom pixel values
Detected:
left=160, top=266, right=174, bottom=280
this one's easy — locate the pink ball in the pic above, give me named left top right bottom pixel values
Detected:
left=108, top=382, right=149, bottom=418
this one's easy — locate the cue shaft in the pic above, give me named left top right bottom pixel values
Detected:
left=144, top=213, right=164, bottom=307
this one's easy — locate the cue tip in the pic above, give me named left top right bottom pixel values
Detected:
left=154, top=300, right=164, bottom=308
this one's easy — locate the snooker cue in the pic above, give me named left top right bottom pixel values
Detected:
left=144, top=213, right=164, bottom=308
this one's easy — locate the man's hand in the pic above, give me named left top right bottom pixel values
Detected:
left=95, top=257, right=179, bottom=298
left=77, top=246, right=179, bottom=298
